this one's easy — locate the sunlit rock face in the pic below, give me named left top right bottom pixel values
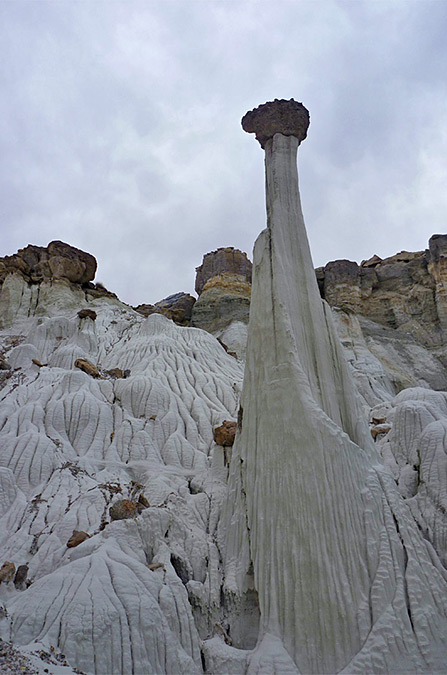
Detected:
left=219, top=100, right=447, bottom=674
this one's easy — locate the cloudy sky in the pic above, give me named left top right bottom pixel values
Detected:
left=1, top=0, right=446, bottom=306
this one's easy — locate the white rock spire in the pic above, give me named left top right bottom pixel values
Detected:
left=223, top=99, right=447, bottom=673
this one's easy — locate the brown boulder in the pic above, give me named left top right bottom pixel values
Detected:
left=77, top=309, right=97, bottom=320
left=214, top=420, right=237, bottom=446
left=47, top=241, right=97, bottom=283
left=109, top=499, right=147, bottom=521
left=106, top=368, right=124, bottom=379
left=67, top=530, right=90, bottom=548
left=370, top=424, right=392, bottom=440
left=0, top=561, right=15, bottom=583
left=74, top=358, right=101, bottom=378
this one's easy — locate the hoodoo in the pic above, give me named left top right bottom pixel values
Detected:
left=222, top=99, right=447, bottom=673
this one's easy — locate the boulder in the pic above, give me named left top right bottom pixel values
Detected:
left=361, top=254, right=382, bottom=268
left=0, top=561, right=15, bottom=583
left=0, top=356, right=10, bottom=370
left=214, top=420, right=237, bottom=446
left=74, top=358, right=101, bottom=378
left=77, top=309, right=97, bottom=320
left=109, top=499, right=146, bottom=521
left=106, top=368, right=124, bottom=379
left=67, top=530, right=90, bottom=548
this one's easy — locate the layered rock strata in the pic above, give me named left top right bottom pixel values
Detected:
left=0, top=242, right=119, bottom=330
left=191, top=248, right=252, bottom=335
left=316, top=236, right=447, bottom=349
left=220, top=99, right=447, bottom=673
left=0, top=241, right=97, bottom=286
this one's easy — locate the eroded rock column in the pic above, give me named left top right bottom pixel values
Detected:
left=222, top=99, right=447, bottom=674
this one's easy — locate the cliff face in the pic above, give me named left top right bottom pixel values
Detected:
left=314, top=235, right=447, bottom=401
left=317, top=234, right=447, bottom=348
left=188, top=236, right=447, bottom=400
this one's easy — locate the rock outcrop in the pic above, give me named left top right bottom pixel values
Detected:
left=191, top=248, right=252, bottom=334
left=189, top=237, right=447, bottom=391
left=0, top=241, right=97, bottom=286
left=0, top=561, right=15, bottom=583
left=213, top=420, right=237, bottom=447
left=316, top=238, right=447, bottom=349
left=135, top=292, right=195, bottom=326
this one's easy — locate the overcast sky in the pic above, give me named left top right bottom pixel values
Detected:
left=1, top=0, right=446, bottom=306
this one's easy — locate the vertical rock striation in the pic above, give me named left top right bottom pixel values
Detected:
left=223, top=99, right=447, bottom=673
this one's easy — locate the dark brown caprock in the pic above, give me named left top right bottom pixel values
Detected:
left=241, top=98, right=310, bottom=148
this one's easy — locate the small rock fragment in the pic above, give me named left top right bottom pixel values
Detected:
left=13, top=564, right=29, bottom=589
left=147, top=562, right=164, bottom=571
left=213, top=420, right=237, bottom=446
left=78, top=308, right=97, bottom=320
left=371, top=416, right=387, bottom=425
left=106, top=368, right=124, bottom=379
left=0, top=561, right=16, bottom=583
left=138, top=493, right=150, bottom=508
left=74, top=358, right=100, bottom=378
left=0, top=356, right=11, bottom=370
left=32, top=358, right=46, bottom=367
left=371, top=424, right=392, bottom=440
left=109, top=499, right=146, bottom=521
left=361, top=254, right=382, bottom=268
left=67, top=530, right=90, bottom=548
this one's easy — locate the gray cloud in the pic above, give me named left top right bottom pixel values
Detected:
left=1, top=0, right=446, bottom=305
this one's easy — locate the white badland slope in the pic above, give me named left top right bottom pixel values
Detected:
left=220, top=101, right=447, bottom=674
left=0, top=274, right=244, bottom=674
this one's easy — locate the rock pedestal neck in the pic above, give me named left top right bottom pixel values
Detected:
left=223, top=99, right=447, bottom=673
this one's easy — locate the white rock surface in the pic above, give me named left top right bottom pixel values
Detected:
left=220, top=132, right=447, bottom=674
left=0, top=284, right=244, bottom=674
